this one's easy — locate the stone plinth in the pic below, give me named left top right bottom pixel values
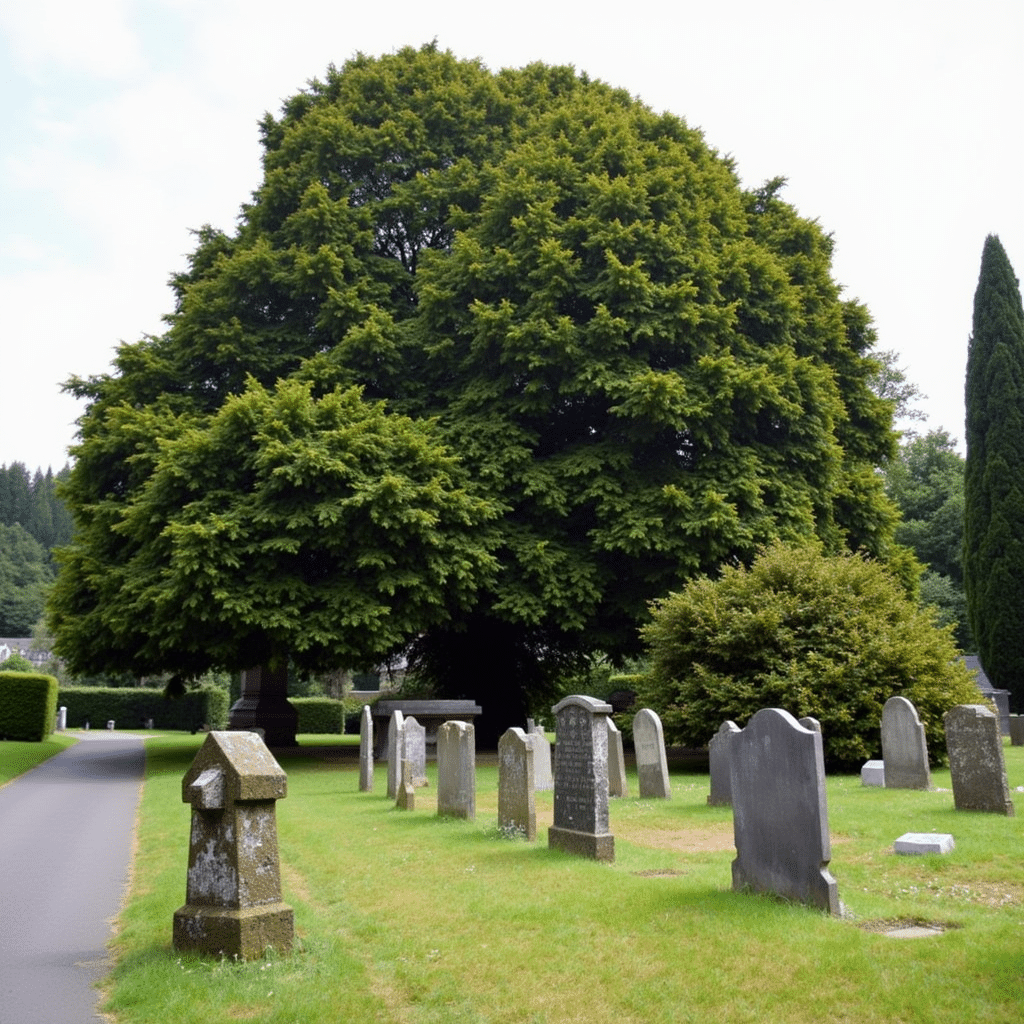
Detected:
left=894, top=833, right=955, bottom=855
left=173, top=731, right=293, bottom=960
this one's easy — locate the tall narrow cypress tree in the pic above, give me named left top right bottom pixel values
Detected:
left=964, top=235, right=1024, bottom=710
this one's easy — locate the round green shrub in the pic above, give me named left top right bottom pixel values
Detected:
left=637, top=541, right=980, bottom=768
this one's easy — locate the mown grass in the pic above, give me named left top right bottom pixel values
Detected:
left=0, top=732, right=77, bottom=785
left=103, top=735, right=1024, bottom=1024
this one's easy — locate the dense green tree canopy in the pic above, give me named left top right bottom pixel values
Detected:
left=964, top=234, right=1024, bottom=710
left=55, top=45, right=898, bottom=727
left=49, top=379, right=496, bottom=681
left=637, top=541, right=979, bottom=768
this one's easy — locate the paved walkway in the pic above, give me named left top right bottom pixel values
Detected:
left=0, top=733, right=146, bottom=1024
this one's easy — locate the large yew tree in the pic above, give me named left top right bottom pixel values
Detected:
left=964, top=235, right=1024, bottom=711
left=51, top=45, right=897, bottom=733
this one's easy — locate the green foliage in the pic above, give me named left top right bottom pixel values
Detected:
left=1, top=652, right=35, bottom=672
left=0, top=523, right=54, bottom=635
left=49, top=378, right=496, bottom=681
left=57, top=685, right=229, bottom=731
left=0, top=670, right=58, bottom=741
left=964, top=235, right=1024, bottom=711
left=55, top=45, right=900, bottom=734
left=290, top=697, right=345, bottom=734
left=0, top=463, right=74, bottom=555
left=637, top=541, right=980, bottom=768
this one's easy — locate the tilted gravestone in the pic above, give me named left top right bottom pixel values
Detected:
left=731, top=708, right=840, bottom=914
left=498, top=727, right=536, bottom=840
left=359, top=704, right=373, bottom=793
left=173, top=731, right=294, bottom=959
left=607, top=719, right=628, bottom=798
left=548, top=695, right=615, bottom=862
left=633, top=708, right=671, bottom=800
left=386, top=709, right=405, bottom=799
left=530, top=724, right=553, bottom=791
left=403, top=716, right=429, bottom=788
left=944, top=704, right=1015, bottom=816
left=707, top=720, right=740, bottom=806
left=437, top=720, right=476, bottom=820
left=881, top=696, right=932, bottom=790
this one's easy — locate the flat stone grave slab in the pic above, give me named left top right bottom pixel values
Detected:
left=893, top=832, right=955, bottom=855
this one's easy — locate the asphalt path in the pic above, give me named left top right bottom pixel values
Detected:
left=0, top=733, right=146, bottom=1024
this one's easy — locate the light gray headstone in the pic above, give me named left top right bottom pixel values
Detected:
left=548, top=695, right=615, bottom=861
left=386, top=709, right=405, bottom=799
left=881, top=696, right=932, bottom=790
left=633, top=708, right=671, bottom=800
left=707, top=719, right=740, bottom=806
left=437, top=720, right=475, bottom=820
left=944, top=704, right=1015, bottom=815
left=730, top=708, right=840, bottom=914
left=860, top=760, right=885, bottom=787
left=607, top=719, right=628, bottom=798
left=894, top=832, right=955, bottom=855
left=498, top=727, right=536, bottom=840
left=530, top=725, right=553, bottom=791
left=359, top=704, right=373, bottom=792
left=402, top=716, right=428, bottom=788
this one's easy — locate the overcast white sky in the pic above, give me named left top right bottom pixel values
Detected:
left=2, top=0, right=1021, bottom=471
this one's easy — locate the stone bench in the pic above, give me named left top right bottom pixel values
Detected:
left=371, top=700, right=483, bottom=759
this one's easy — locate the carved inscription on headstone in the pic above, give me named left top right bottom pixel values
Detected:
left=548, top=695, right=614, bottom=861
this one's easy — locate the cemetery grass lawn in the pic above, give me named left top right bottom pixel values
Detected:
left=0, top=733, right=77, bottom=785
left=103, top=738, right=1024, bottom=1024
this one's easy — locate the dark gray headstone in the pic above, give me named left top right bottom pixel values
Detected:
left=1010, top=715, right=1024, bottom=747
left=707, top=720, right=740, bottom=806
left=498, top=727, right=536, bottom=840
left=437, top=720, right=475, bottom=820
left=944, top=704, right=1014, bottom=815
left=548, top=695, right=615, bottom=861
left=607, top=719, right=628, bottom=798
left=881, top=696, right=932, bottom=790
left=633, top=708, right=671, bottom=799
left=359, top=704, right=373, bottom=793
left=730, top=708, right=840, bottom=914
left=386, top=709, right=404, bottom=799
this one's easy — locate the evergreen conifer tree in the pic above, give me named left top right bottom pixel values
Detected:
left=964, top=235, right=1024, bottom=710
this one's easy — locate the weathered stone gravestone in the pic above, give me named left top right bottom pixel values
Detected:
left=944, top=704, right=1015, bottom=816
left=386, top=709, right=405, bottom=799
left=403, top=716, right=429, bottom=788
left=530, top=724, right=553, bottom=791
left=707, top=720, right=740, bottom=806
left=498, top=727, right=536, bottom=840
left=1009, top=715, right=1024, bottom=747
left=731, top=708, right=840, bottom=914
left=359, top=704, right=373, bottom=793
left=548, top=695, right=615, bottom=862
left=881, top=696, right=932, bottom=790
left=437, top=720, right=476, bottom=820
left=607, top=719, right=628, bottom=798
left=172, top=731, right=294, bottom=959
left=633, top=708, right=671, bottom=800
left=396, top=759, right=416, bottom=810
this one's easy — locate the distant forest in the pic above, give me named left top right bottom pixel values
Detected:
left=0, top=463, right=74, bottom=635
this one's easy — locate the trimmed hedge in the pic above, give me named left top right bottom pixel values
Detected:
left=292, top=697, right=345, bottom=735
left=58, top=686, right=229, bottom=732
left=0, top=671, right=59, bottom=741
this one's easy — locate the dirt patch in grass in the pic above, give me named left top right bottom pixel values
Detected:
left=856, top=916, right=961, bottom=934
left=614, top=821, right=735, bottom=853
